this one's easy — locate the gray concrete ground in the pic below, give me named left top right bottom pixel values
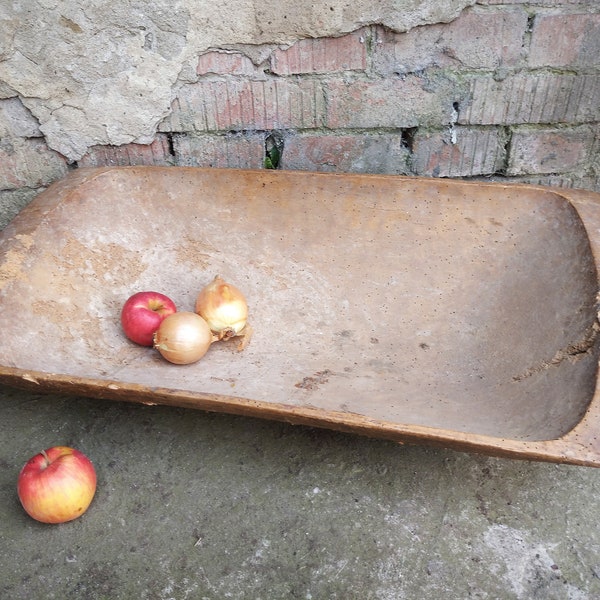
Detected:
left=1, top=385, right=600, bottom=599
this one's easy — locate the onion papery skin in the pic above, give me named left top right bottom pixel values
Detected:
left=153, top=312, right=212, bottom=364
left=195, top=275, right=248, bottom=337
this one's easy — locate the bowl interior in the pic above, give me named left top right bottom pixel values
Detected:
left=0, top=168, right=598, bottom=441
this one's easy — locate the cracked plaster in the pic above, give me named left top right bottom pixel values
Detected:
left=0, top=0, right=475, bottom=160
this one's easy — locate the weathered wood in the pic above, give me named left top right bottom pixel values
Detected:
left=1, top=167, right=599, bottom=465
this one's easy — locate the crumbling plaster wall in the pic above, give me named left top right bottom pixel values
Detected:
left=0, top=0, right=476, bottom=161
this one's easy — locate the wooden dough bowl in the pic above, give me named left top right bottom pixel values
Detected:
left=2, top=167, right=600, bottom=466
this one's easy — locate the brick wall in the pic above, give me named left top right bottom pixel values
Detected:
left=1, top=0, right=599, bottom=223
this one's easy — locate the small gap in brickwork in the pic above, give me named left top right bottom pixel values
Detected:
left=264, top=131, right=284, bottom=169
left=523, top=15, right=536, bottom=50
left=496, top=127, right=513, bottom=176
left=400, top=127, right=418, bottom=152
left=165, top=133, right=176, bottom=159
left=450, top=102, right=460, bottom=144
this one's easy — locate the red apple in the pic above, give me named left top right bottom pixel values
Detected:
left=17, top=446, right=97, bottom=524
left=121, top=291, right=177, bottom=346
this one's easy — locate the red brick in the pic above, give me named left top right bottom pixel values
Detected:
left=412, top=126, right=508, bottom=177
left=270, top=29, right=367, bottom=75
left=160, top=78, right=326, bottom=132
left=529, top=13, right=600, bottom=68
left=280, top=132, right=411, bottom=174
left=326, top=74, right=459, bottom=129
left=0, top=138, right=68, bottom=190
left=460, top=72, right=600, bottom=125
left=507, top=125, right=595, bottom=175
left=172, top=132, right=264, bottom=169
left=373, top=7, right=527, bottom=74
left=77, top=135, right=173, bottom=167
left=197, top=51, right=258, bottom=76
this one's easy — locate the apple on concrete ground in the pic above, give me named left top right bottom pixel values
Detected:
left=121, top=291, right=177, bottom=346
left=17, top=446, right=97, bottom=524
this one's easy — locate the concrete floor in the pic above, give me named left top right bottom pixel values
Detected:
left=1, top=385, right=600, bottom=599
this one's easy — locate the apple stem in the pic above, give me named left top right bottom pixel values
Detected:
left=148, top=299, right=165, bottom=312
left=40, top=449, right=50, bottom=468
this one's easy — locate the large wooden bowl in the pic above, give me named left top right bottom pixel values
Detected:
left=2, top=167, right=600, bottom=466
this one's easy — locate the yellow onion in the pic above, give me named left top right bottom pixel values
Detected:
left=195, top=275, right=248, bottom=340
left=153, top=312, right=213, bottom=364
